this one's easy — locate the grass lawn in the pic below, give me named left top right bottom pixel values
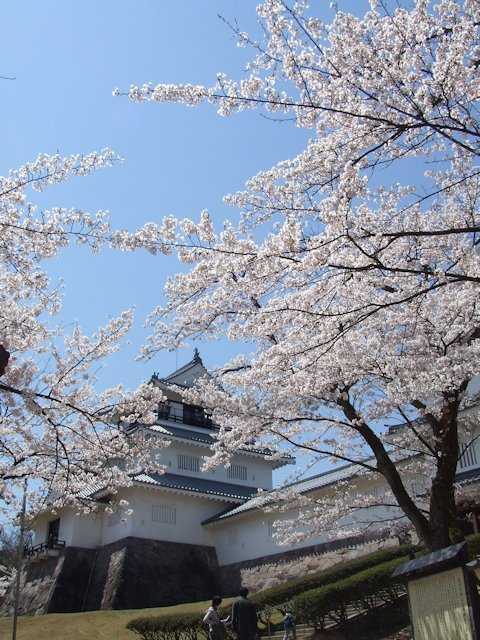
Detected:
left=0, top=597, right=234, bottom=640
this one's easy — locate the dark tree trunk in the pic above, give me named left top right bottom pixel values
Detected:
left=338, top=395, right=433, bottom=547
left=427, top=398, right=463, bottom=550
left=338, top=392, right=466, bottom=552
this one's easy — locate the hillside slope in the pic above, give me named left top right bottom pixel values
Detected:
left=0, top=598, right=233, bottom=640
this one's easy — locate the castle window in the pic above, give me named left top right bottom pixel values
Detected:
left=228, top=464, right=248, bottom=481
left=267, top=520, right=275, bottom=538
left=177, top=454, right=200, bottom=473
left=157, top=402, right=170, bottom=420
left=410, top=480, right=426, bottom=497
left=371, top=485, right=383, bottom=499
left=169, top=403, right=183, bottom=421
left=183, top=404, right=212, bottom=428
left=459, top=441, right=478, bottom=469
left=152, top=504, right=177, bottom=525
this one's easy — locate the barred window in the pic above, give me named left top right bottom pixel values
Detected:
left=371, top=485, right=384, bottom=499
left=177, top=454, right=200, bottom=473
left=459, top=441, right=478, bottom=469
left=152, top=504, right=177, bottom=525
left=228, top=464, right=247, bottom=481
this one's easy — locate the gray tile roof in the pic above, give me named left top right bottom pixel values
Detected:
left=202, top=462, right=360, bottom=525
left=203, top=456, right=480, bottom=525
left=202, top=495, right=268, bottom=524
left=456, top=467, right=480, bottom=485
left=150, top=423, right=218, bottom=445
left=75, top=482, right=110, bottom=501
left=283, top=462, right=362, bottom=492
left=133, top=472, right=259, bottom=502
left=148, top=422, right=293, bottom=464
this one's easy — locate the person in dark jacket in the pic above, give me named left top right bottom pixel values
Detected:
left=231, top=587, right=258, bottom=640
left=282, top=611, right=296, bottom=640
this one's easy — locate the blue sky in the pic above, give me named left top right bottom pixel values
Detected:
left=1, top=1, right=366, bottom=484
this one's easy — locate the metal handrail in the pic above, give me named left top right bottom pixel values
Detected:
left=24, top=537, right=66, bottom=558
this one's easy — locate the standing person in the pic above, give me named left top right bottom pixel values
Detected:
left=203, top=596, right=230, bottom=640
left=231, top=587, right=258, bottom=640
left=282, top=611, right=296, bottom=640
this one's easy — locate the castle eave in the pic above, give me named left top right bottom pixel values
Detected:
left=132, top=472, right=259, bottom=503
left=145, top=423, right=294, bottom=467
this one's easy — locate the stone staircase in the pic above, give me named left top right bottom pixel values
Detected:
left=260, top=594, right=407, bottom=640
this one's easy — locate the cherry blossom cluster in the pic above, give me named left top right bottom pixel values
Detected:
left=0, top=150, right=166, bottom=517
left=0, top=564, right=14, bottom=599
left=121, top=0, right=480, bottom=550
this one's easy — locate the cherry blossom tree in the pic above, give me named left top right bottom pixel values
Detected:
left=0, top=150, right=164, bottom=516
left=119, top=0, right=480, bottom=551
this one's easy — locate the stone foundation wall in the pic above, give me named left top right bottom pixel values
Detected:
left=218, top=532, right=386, bottom=595
left=84, top=536, right=220, bottom=611
left=111, top=537, right=219, bottom=609
left=1, top=532, right=388, bottom=615
left=0, top=547, right=96, bottom=616
left=1, top=537, right=221, bottom=615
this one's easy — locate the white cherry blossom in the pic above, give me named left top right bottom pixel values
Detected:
left=121, top=0, right=480, bottom=550
left=0, top=150, right=166, bottom=517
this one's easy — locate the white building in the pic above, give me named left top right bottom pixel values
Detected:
left=16, top=352, right=480, bottom=615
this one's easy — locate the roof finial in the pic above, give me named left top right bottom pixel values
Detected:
left=193, top=347, right=202, bottom=363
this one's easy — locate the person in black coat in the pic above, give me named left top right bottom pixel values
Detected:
left=231, top=587, right=258, bottom=640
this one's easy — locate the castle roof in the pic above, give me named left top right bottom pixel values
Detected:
left=132, top=472, right=258, bottom=502
left=151, top=349, right=208, bottom=390
left=146, top=350, right=294, bottom=469
left=456, top=466, right=480, bottom=486
left=75, top=471, right=259, bottom=505
left=201, top=461, right=360, bottom=525
left=203, top=443, right=480, bottom=526
left=147, top=422, right=292, bottom=468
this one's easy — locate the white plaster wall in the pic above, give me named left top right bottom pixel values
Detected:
left=101, top=493, right=134, bottom=546
left=31, top=510, right=76, bottom=547
left=33, top=509, right=103, bottom=549
left=70, top=512, right=103, bottom=548
left=153, top=441, right=273, bottom=489
left=211, top=508, right=332, bottom=565
left=127, top=487, right=231, bottom=547
left=211, top=474, right=408, bottom=566
left=32, top=515, right=49, bottom=545
left=55, top=510, right=75, bottom=546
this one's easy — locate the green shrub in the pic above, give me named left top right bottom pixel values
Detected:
left=253, top=532, right=480, bottom=612
left=467, top=532, right=480, bottom=559
left=127, top=612, right=208, bottom=640
left=126, top=533, right=480, bottom=639
left=290, top=556, right=407, bottom=630
left=251, top=543, right=415, bottom=609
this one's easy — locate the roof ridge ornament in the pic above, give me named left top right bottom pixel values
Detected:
left=192, top=348, right=202, bottom=364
